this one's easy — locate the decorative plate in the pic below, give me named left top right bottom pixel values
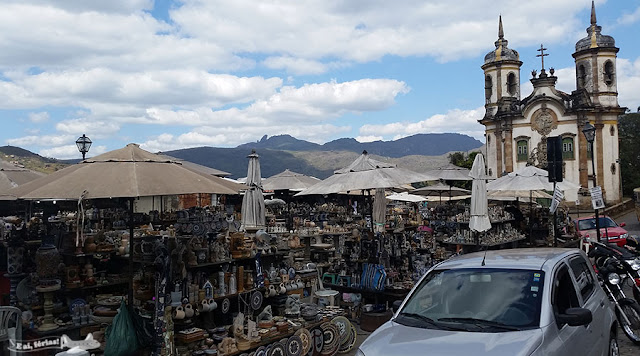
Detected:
left=192, top=223, right=203, bottom=236
left=294, top=328, right=312, bottom=356
left=264, top=345, right=272, bottom=356
left=268, top=341, right=286, bottom=356
left=320, top=322, right=340, bottom=355
left=288, top=267, right=296, bottom=280
left=251, top=291, right=263, bottom=310
left=221, top=298, right=230, bottom=314
left=337, top=322, right=357, bottom=354
left=330, top=316, right=351, bottom=345
left=186, top=223, right=194, bottom=233
left=286, top=335, right=303, bottom=356
left=310, top=328, right=323, bottom=356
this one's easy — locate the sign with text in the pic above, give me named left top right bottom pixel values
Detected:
left=549, top=184, right=564, bottom=213
left=589, top=186, right=605, bottom=210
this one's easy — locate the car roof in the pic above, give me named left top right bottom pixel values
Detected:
left=575, top=215, right=611, bottom=221
left=437, top=248, right=580, bottom=271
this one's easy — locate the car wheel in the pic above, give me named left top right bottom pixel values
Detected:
left=609, top=332, right=619, bottom=356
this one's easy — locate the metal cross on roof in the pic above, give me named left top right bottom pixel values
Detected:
left=536, top=44, right=548, bottom=70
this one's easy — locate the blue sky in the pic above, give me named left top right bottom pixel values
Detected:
left=0, top=0, right=638, bottom=159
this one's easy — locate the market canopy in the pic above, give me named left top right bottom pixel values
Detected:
left=10, top=143, right=245, bottom=200
left=296, top=151, right=434, bottom=196
left=262, top=169, right=321, bottom=192
left=386, top=192, right=428, bottom=203
left=486, top=165, right=581, bottom=192
left=423, top=166, right=472, bottom=181
left=0, top=160, right=46, bottom=200
left=412, top=182, right=471, bottom=197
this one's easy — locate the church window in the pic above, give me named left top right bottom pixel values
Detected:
left=604, top=61, right=614, bottom=86
left=507, top=72, right=517, bottom=95
left=610, top=126, right=615, bottom=136
left=562, top=137, right=574, bottom=160
left=577, top=64, right=586, bottom=89
left=485, top=75, right=492, bottom=103
left=517, top=140, right=528, bottom=162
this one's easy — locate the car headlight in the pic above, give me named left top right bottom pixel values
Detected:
left=621, top=233, right=629, bottom=239
left=608, top=273, right=621, bottom=285
left=629, top=258, right=640, bottom=271
left=355, top=349, right=366, bottom=356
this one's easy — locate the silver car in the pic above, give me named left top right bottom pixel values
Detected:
left=357, top=248, right=618, bottom=356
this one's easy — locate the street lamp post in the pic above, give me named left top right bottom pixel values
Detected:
left=582, top=122, right=600, bottom=242
left=75, top=134, right=92, bottom=160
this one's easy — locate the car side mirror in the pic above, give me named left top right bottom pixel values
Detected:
left=556, top=307, right=592, bottom=326
left=620, top=222, right=626, bottom=227
left=392, top=300, right=403, bottom=313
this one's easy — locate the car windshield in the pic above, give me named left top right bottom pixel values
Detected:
left=577, top=217, right=618, bottom=230
left=398, top=268, right=544, bottom=331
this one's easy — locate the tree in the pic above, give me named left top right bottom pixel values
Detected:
left=448, top=151, right=479, bottom=169
left=618, top=113, right=640, bottom=196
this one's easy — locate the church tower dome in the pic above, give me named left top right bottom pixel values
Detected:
left=481, top=16, right=523, bottom=118
left=572, top=1, right=619, bottom=108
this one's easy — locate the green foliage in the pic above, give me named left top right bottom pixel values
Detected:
left=448, top=151, right=479, bottom=169
left=619, top=113, right=640, bottom=197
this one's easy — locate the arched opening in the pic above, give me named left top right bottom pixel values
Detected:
left=485, top=75, right=492, bottom=103
left=507, top=72, right=517, bottom=95
left=577, top=64, right=586, bottom=89
left=604, top=61, right=614, bottom=86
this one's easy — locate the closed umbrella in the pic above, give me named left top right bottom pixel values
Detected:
left=373, top=188, right=387, bottom=232
left=241, top=150, right=265, bottom=231
left=469, top=154, right=491, bottom=233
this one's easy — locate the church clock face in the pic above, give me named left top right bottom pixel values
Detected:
left=531, top=109, right=557, bottom=136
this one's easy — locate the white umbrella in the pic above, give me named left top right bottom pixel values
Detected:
left=262, top=169, right=321, bottom=192
left=487, top=190, right=553, bottom=201
left=386, top=192, right=428, bottom=203
left=241, top=150, right=265, bottom=231
left=295, top=151, right=433, bottom=196
left=487, top=165, right=580, bottom=192
left=423, top=166, right=472, bottom=181
left=469, top=154, right=491, bottom=233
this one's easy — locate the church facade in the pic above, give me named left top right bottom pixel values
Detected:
left=479, top=3, right=625, bottom=205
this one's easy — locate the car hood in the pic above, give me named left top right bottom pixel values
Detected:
left=359, top=321, right=543, bottom=356
left=580, top=227, right=627, bottom=237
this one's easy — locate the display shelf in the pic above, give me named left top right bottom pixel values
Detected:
left=27, top=321, right=98, bottom=337
left=480, top=237, right=526, bottom=247
left=186, top=253, right=285, bottom=270
left=63, top=280, right=129, bottom=293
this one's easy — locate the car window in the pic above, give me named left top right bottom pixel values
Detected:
left=568, top=256, right=595, bottom=302
left=551, top=264, right=581, bottom=324
left=577, top=219, right=595, bottom=230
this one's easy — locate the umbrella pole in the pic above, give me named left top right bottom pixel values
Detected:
left=129, top=197, right=134, bottom=306
left=529, top=190, right=533, bottom=245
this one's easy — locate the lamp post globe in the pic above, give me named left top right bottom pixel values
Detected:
left=75, top=134, right=92, bottom=160
left=581, top=122, right=600, bottom=242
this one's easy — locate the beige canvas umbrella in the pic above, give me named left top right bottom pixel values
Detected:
left=0, top=161, right=46, bottom=200
left=423, top=166, right=472, bottom=181
left=262, top=169, right=321, bottom=192
left=296, top=151, right=433, bottom=196
left=241, top=150, right=265, bottom=230
left=413, top=182, right=471, bottom=203
left=386, top=192, right=428, bottom=203
left=11, top=143, right=244, bottom=200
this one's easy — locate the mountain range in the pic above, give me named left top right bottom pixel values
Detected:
left=164, top=133, right=483, bottom=178
left=0, top=133, right=483, bottom=179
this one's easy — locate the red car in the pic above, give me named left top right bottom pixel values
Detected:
left=574, top=215, right=629, bottom=247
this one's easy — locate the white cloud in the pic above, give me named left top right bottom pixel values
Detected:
left=7, top=134, right=76, bottom=147
left=28, top=111, right=49, bottom=123
left=55, top=119, right=121, bottom=137
left=355, top=135, right=383, bottom=142
left=617, top=6, right=640, bottom=26
left=617, top=58, right=640, bottom=111
left=39, top=144, right=108, bottom=160
left=359, top=107, right=486, bottom=141
left=263, top=57, right=329, bottom=75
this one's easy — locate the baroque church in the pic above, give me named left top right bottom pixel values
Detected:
left=480, top=2, right=625, bottom=205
